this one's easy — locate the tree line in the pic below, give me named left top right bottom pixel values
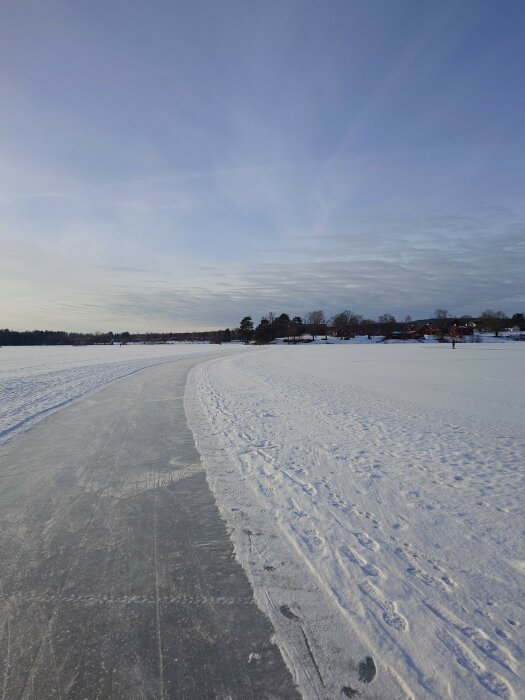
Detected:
left=239, top=309, right=525, bottom=344
left=0, top=328, right=235, bottom=346
left=1, top=310, right=522, bottom=347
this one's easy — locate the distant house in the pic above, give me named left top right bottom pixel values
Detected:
left=448, top=322, right=476, bottom=337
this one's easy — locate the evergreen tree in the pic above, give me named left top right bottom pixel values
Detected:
left=239, top=316, right=254, bottom=343
left=254, top=318, right=273, bottom=344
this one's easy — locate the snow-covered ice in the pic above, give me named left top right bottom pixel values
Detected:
left=0, top=343, right=243, bottom=446
left=2, top=340, right=523, bottom=698
left=186, top=343, right=525, bottom=699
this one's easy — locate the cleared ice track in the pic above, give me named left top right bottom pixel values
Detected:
left=0, top=357, right=299, bottom=699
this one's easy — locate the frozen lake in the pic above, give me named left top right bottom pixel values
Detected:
left=1, top=341, right=523, bottom=698
left=0, top=355, right=298, bottom=699
left=0, top=343, right=244, bottom=445
left=188, top=342, right=525, bottom=699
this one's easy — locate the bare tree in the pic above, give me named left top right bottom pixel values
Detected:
left=361, top=318, right=375, bottom=339
left=434, top=309, right=449, bottom=340
left=330, top=311, right=351, bottom=339
left=480, top=309, right=507, bottom=337
left=305, top=310, right=326, bottom=340
left=378, top=313, right=396, bottom=336
left=404, top=315, right=412, bottom=341
left=349, top=313, right=363, bottom=337
left=331, top=310, right=363, bottom=339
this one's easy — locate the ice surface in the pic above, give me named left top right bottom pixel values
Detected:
left=3, top=341, right=523, bottom=698
left=0, top=343, right=243, bottom=446
left=186, top=343, right=525, bottom=699
left=0, top=357, right=299, bottom=699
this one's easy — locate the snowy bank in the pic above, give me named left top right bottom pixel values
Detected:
left=186, top=343, right=525, bottom=699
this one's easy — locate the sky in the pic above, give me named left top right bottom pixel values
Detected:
left=1, top=0, right=524, bottom=332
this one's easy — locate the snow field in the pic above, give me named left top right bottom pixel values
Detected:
left=0, top=343, right=243, bottom=446
left=186, top=343, right=525, bottom=700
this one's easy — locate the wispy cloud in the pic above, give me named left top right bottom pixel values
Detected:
left=2, top=207, right=523, bottom=332
left=1, top=1, right=524, bottom=330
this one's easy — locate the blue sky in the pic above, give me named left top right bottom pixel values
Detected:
left=1, top=0, right=524, bottom=331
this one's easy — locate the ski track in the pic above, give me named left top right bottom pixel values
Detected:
left=187, top=344, right=525, bottom=700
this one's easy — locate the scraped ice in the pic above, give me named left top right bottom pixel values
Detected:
left=0, top=343, right=243, bottom=446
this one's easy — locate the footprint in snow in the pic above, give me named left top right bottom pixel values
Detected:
left=353, top=532, right=379, bottom=551
left=302, top=529, right=324, bottom=551
left=289, top=502, right=307, bottom=518
left=280, top=605, right=301, bottom=621
left=358, top=656, right=377, bottom=683
left=339, top=545, right=380, bottom=577
left=437, top=628, right=513, bottom=699
left=360, top=581, right=407, bottom=631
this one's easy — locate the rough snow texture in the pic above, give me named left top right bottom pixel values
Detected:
left=0, top=344, right=243, bottom=446
left=186, top=343, right=525, bottom=700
